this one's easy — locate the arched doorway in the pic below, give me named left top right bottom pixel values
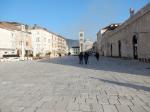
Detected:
left=133, top=35, right=138, bottom=59
left=110, top=44, right=112, bottom=57
left=118, top=40, right=121, bottom=57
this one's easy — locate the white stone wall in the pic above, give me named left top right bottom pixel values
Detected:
left=84, top=40, right=93, bottom=52
left=31, top=29, right=68, bottom=57
left=97, top=31, right=103, bottom=55
left=31, top=29, right=53, bottom=57
left=0, top=28, right=15, bottom=49
left=0, top=26, right=68, bottom=58
left=97, top=3, right=150, bottom=61
left=0, top=28, right=16, bottom=58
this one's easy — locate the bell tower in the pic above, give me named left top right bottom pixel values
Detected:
left=79, top=30, right=84, bottom=52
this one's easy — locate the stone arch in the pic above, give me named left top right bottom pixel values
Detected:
left=118, top=40, right=121, bottom=57
left=110, top=44, right=112, bottom=57
left=132, top=35, right=138, bottom=59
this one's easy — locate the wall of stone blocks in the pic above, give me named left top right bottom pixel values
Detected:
left=98, top=4, right=150, bottom=62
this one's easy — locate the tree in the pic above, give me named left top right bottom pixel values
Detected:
left=46, top=52, right=51, bottom=56
left=29, top=54, right=33, bottom=57
left=46, top=52, right=51, bottom=60
left=36, top=53, right=41, bottom=58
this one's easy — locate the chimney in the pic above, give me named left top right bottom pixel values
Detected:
left=33, top=24, right=37, bottom=29
left=129, top=8, right=135, bottom=17
left=21, top=25, right=25, bottom=31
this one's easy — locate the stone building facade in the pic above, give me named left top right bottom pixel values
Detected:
left=0, top=22, right=32, bottom=59
left=97, top=3, right=150, bottom=62
left=14, top=28, right=32, bottom=58
left=0, top=28, right=16, bottom=58
left=84, top=39, right=93, bottom=52
left=30, top=28, right=52, bottom=57
left=0, top=22, right=69, bottom=59
left=30, top=26, right=68, bottom=57
left=57, top=35, right=68, bottom=56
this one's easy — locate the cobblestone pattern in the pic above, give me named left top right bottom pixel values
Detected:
left=0, top=56, right=150, bottom=112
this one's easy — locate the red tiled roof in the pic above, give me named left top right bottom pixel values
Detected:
left=0, top=22, right=20, bottom=31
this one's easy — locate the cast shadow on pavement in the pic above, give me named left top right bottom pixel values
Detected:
left=39, top=56, right=150, bottom=76
left=89, top=76, right=150, bottom=92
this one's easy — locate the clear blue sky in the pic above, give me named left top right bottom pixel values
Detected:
left=0, top=0, right=149, bottom=41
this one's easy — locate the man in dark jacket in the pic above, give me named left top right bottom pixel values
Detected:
left=84, top=52, right=89, bottom=64
left=79, top=52, right=83, bottom=64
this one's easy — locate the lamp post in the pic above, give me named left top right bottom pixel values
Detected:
left=21, top=39, right=25, bottom=60
left=21, top=25, right=25, bottom=60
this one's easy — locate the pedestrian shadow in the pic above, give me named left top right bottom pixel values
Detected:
left=38, top=56, right=150, bottom=76
left=89, top=76, right=150, bottom=92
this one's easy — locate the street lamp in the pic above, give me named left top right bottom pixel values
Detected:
left=21, top=25, right=25, bottom=60
left=21, top=35, right=25, bottom=60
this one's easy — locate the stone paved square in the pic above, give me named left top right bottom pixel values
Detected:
left=0, top=56, right=150, bottom=112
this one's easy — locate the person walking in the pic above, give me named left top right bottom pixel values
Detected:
left=79, top=52, right=83, bottom=64
left=84, top=52, right=89, bottom=64
left=95, top=52, right=99, bottom=61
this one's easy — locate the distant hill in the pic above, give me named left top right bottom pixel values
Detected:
left=66, top=39, right=79, bottom=49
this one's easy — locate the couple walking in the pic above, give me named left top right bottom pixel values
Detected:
left=79, top=52, right=89, bottom=65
